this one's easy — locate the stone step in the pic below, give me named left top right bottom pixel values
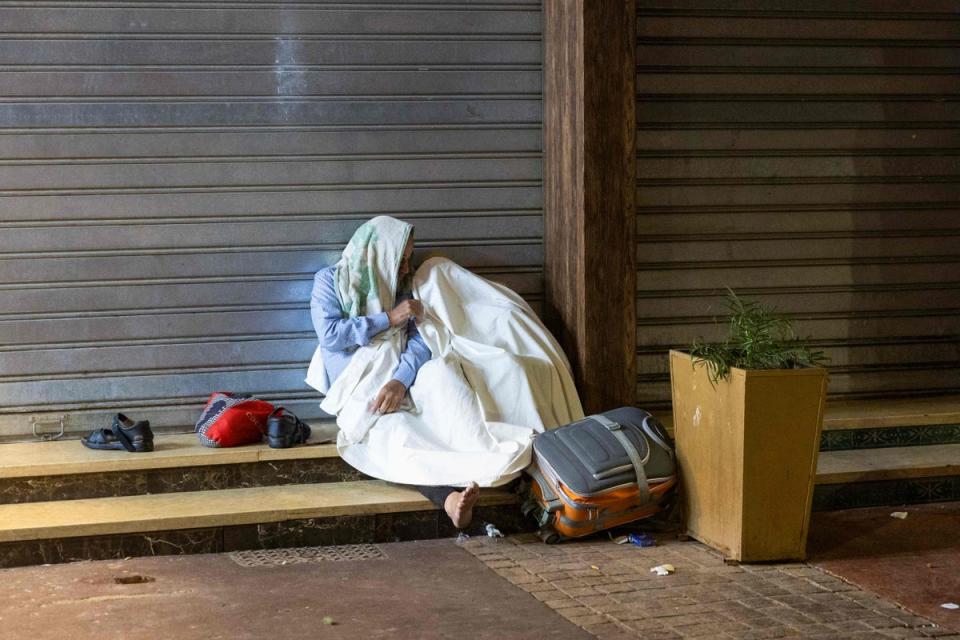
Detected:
left=659, top=395, right=960, bottom=450
left=821, top=394, right=960, bottom=430
left=819, top=395, right=960, bottom=451
left=816, top=443, right=960, bottom=485
left=0, top=432, right=362, bottom=504
left=813, top=444, right=960, bottom=511
left=0, top=480, right=525, bottom=568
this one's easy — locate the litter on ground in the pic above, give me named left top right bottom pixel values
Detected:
left=941, top=603, right=959, bottom=610
left=650, top=563, right=675, bottom=576
left=629, top=532, right=656, bottom=547
left=484, top=523, right=504, bottom=538
left=890, top=511, right=908, bottom=519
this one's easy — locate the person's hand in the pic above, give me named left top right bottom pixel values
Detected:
left=369, top=380, right=407, bottom=414
left=387, top=299, right=423, bottom=327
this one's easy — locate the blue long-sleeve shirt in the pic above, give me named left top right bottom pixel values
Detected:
left=309, top=265, right=431, bottom=389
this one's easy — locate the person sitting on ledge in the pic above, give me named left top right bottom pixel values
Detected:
left=307, top=215, right=582, bottom=531
left=309, top=216, right=479, bottom=528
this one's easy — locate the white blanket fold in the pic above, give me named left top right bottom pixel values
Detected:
left=317, top=257, right=584, bottom=488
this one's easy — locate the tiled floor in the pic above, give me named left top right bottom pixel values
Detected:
left=462, top=533, right=958, bottom=640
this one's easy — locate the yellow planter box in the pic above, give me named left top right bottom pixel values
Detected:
left=668, top=350, right=828, bottom=562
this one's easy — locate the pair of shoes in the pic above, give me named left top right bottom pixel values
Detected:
left=81, top=413, right=154, bottom=452
left=266, top=408, right=311, bottom=449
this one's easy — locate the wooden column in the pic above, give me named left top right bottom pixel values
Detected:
left=544, top=0, right=636, bottom=414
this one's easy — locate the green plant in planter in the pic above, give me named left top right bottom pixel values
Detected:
left=690, top=289, right=828, bottom=384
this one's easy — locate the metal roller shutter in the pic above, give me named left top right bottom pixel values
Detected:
left=636, top=1, right=960, bottom=406
left=0, top=1, right=544, bottom=439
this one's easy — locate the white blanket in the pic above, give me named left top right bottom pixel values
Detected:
left=315, top=257, right=584, bottom=487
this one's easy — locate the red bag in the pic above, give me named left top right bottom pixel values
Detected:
left=194, top=392, right=275, bottom=448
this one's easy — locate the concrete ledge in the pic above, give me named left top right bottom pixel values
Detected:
left=822, top=394, right=960, bottom=431
left=0, top=431, right=339, bottom=479
left=657, top=394, right=960, bottom=436
left=816, top=443, right=960, bottom=485
left=0, top=480, right=518, bottom=544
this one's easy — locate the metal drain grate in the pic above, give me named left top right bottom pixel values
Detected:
left=228, top=544, right=386, bottom=568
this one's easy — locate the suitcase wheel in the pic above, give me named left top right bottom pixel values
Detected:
left=538, top=526, right=561, bottom=544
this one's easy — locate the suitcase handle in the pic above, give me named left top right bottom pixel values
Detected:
left=588, top=414, right=651, bottom=505
left=640, top=416, right=675, bottom=461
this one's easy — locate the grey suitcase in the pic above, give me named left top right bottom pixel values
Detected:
left=524, top=407, right=677, bottom=541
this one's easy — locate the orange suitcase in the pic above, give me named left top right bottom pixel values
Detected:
left=522, top=407, right=677, bottom=542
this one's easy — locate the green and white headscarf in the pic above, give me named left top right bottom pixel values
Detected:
left=334, top=215, right=413, bottom=318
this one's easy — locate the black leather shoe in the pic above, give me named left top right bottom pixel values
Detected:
left=81, top=413, right=154, bottom=452
left=266, top=408, right=311, bottom=449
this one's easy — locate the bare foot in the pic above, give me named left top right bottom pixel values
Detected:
left=444, top=481, right=480, bottom=529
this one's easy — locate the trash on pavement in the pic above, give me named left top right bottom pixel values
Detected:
left=628, top=532, right=656, bottom=547
left=942, top=603, right=959, bottom=610
left=485, top=523, right=504, bottom=538
left=612, top=535, right=630, bottom=545
left=650, top=563, right=675, bottom=576
left=890, top=511, right=908, bottom=519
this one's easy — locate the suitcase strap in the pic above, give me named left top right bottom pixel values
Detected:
left=588, top=414, right=651, bottom=505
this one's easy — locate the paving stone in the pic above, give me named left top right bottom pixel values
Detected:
left=858, top=616, right=908, bottom=630
left=493, top=567, right=540, bottom=584
left=589, top=601, right=633, bottom=615
left=576, top=575, right=618, bottom=586
left=553, top=577, right=590, bottom=590
left=829, top=620, right=878, bottom=633
left=674, top=620, right=753, bottom=638
left=567, top=613, right=609, bottom=626
left=485, top=559, right=516, bottom=568
left=575, top=594, right=617, bottom=608
left=594, top=582, right=637, bottom=594
left=610, top=605, right=652, bottom=622
left=662, top=611, right=724, bottom=625
left=579, top=622, right=630, bottom=638
left=628, top=629, right=684, bottom=640
left=556, top=606, right=595, bottom=620
left=570, top=568, right=608, bottom=578
left=528, top=587, right=561, bottom=601
left=746, top=582, right=793, bottom=597
left=642, top=604, right=710, bottom=619
left=769, top=609, right=818, bottom=626
left=882, top=627, right=939, bottom=638
left=462, top=534, right=947, bottom=640
left=890, top=614, right=946, bottom=628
